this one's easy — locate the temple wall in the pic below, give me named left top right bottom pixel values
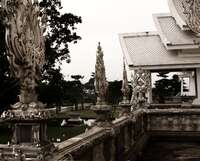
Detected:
left=193, top=68, right=200, bottom=105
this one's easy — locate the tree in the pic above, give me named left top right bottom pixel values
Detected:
left=152, top=72, right=181, bottom=103
left=107, top=81, right=123, bottom=105
left=70, top=75, right=84, bottom=110
left=83, top=72, right=96, bottom=104
left=0, top=0, right=82, bottom=109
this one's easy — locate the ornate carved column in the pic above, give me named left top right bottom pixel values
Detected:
left=93, top=42, right=112, bottom=124
left=130, top=68, right=151, bottom=110
left=1, top=0, right=48, bottom=118
left=119, top=59, right=131, bottom=116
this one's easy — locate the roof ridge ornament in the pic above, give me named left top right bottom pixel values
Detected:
left=182, top=0, right=200, bottom=35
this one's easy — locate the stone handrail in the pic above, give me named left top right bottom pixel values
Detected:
left=50, top=109, right=146, bottom=161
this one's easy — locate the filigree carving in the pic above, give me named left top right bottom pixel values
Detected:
left=1, top=0, right=46, bottom=105
left=130, top=69, right=151, bottom=109
left=182, top=0, right=200, bottom=34
left=95, top=42, right=108, bottom=105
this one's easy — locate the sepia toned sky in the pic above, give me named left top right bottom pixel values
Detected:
left=60, top=0, right=169, bottom=82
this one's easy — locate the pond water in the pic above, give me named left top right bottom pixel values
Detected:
left=0, top=119, right=96, bottom=144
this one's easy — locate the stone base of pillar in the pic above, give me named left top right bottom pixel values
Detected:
left=0, top=142, right=55, bottom=161
left=93, top=104, right=112, bottom=123
left=1, top=102, right=56, bottom=121
left=119, top=101, right=131, bottom=116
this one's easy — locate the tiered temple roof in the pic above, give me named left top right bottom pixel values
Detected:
left=120, top=0, right=200, bottom=70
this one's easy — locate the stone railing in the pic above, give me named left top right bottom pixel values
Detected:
left=50, top=109, right=147, bottom=161
left=50, top=108, right=200, bottom=161
left=2, top=108, right=200, bottom=161
left=146, top=108, right=200, bottom=138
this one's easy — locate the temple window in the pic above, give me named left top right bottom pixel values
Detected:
left=151, top=70, right=196, bottom=104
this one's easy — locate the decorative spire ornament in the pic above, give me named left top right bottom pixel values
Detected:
left=119, top=59, right=131, bottom=116
left=93, top=42, right=112, bottom=123
left=121, top=58, right=130, bottom=104
left=95, top=42, right=108, bottom=105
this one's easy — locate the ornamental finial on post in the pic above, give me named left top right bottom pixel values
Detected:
left=1, top=0, right=47, bottom=114
left=95, top=42, right=108, bottom=105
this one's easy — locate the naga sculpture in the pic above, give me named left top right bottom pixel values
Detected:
left=95, top=42, right=108, bottom=105
left=1, top=0, right=46, bottom=110
left=182, top=0, right=200, bottom=34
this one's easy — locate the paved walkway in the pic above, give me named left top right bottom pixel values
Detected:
left=139, top=141, right=200, bottom=161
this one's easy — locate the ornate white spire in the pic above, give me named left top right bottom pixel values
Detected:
left=95, top=42, right=108, bottom=105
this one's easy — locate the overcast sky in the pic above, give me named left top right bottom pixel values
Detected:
left=60, top=0, right=169, bottom=82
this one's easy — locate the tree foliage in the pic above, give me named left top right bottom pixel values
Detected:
left=0, top=0, right=82, bottom=109
left=152, top=72, right=181, bottom=103
left=107, top=81, right=123, bottom=105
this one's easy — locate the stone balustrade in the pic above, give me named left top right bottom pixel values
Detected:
left=1, top=108, right=200, bottom=161
left=50, top=109, right=147, bottom=161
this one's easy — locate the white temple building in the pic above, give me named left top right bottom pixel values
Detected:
left=119, top=0, right=200, bottom=105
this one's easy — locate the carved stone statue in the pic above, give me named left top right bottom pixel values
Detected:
left=95, top=42, right=108, bottom=105
left=130, top=68, right=151, bottom=109
left=182, top=0, right=200, bottom=34
left=1, top=0, right=46, bottom=110
left=121, top=59, right=130, bottom=104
